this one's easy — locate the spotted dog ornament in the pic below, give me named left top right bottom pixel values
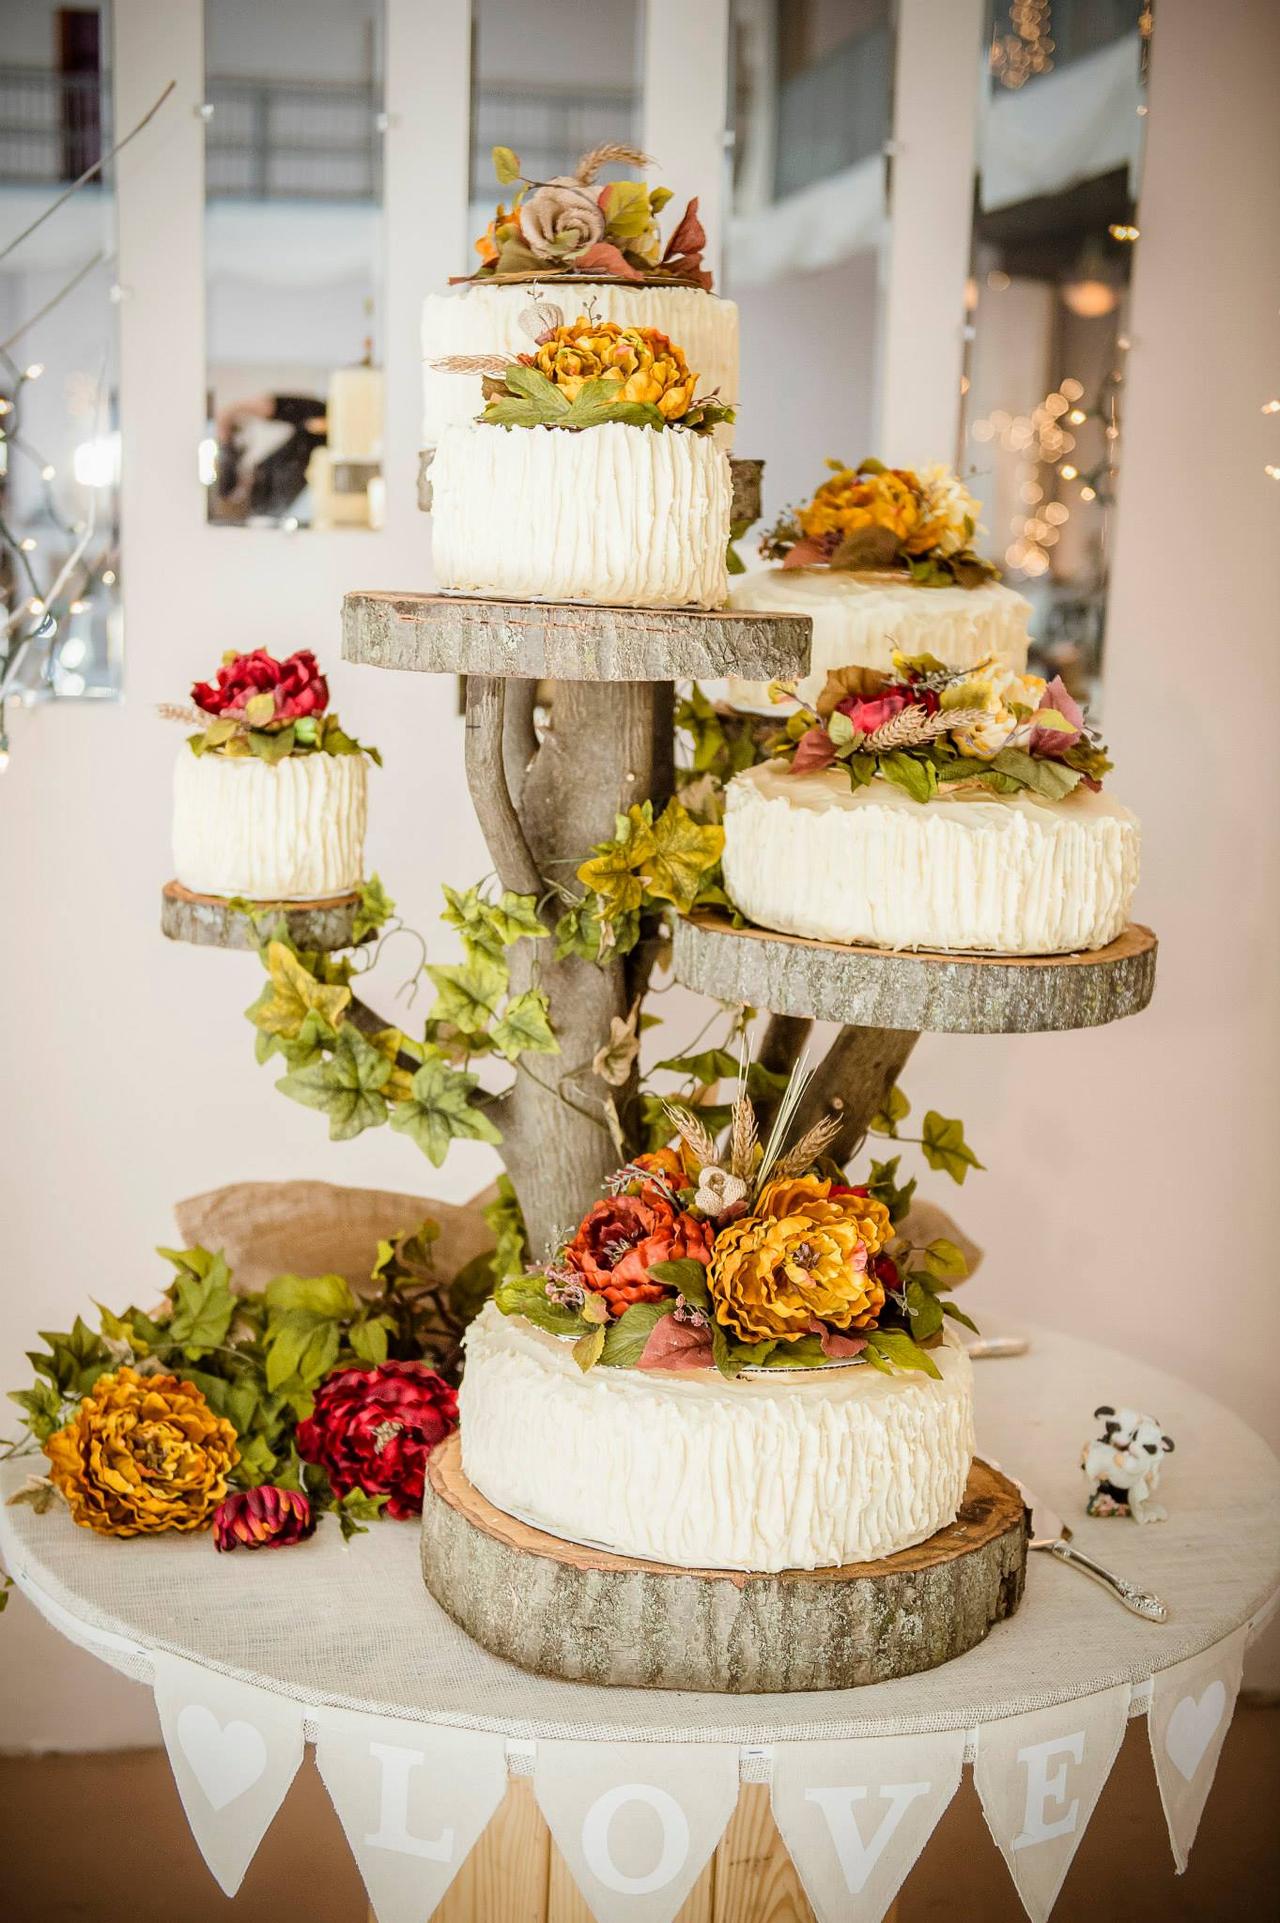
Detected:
left=1082, top=1404, right=1174, bottom=1522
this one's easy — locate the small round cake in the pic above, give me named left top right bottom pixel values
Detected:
left=431, top=420, right=730, bottom=609
left=422, top=280, right=738, bottom=448
left=726, top=568, right=1032, bottom=709
left=172, top=750, right=366, bottom=901
left=722, top=761, right=1139, bottom=955
left=459, top=1300, right=973, bottom=1572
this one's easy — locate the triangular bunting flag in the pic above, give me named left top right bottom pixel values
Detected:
left=770, top=1729, right=967, bottom=1923
left=973, top=1684, right=1131, bottom=1922
left=314, top=1706, right=509, bottom=1923
left=1147, top=1624, right=1248, bottom=1872
left=535, top=1739, right=740, bottom=1923
left=152, top=1649, right=306, bottom=1897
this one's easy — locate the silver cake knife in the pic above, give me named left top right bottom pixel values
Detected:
left=989, top=1460, right=1169, bottom=1622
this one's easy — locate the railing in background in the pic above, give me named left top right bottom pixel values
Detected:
left=204, top=75, right=383, bottom=201
left=772, top=23, right=891, bottom=201
left=469, top=83, right=637, bottom=195
left=0, top=67, right=112, bottom=187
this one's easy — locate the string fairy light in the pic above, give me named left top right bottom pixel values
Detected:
left=990, top=1, right=1055, bottom=90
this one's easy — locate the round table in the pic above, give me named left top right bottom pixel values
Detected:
left=3, top=1327, right=1277, bottom=1920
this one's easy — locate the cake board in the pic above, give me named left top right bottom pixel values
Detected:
left=420, top=1434, right=1028, bottom=1694
left=160, top=879, right=365, bottom=954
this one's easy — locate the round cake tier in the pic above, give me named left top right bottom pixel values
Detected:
left=420, top=280, right=738, bottom=448
left=722, top=761, right=1139, bottom=956
left=431, top=422, right=731, bottom=610
left=725, top=568, right=1031, bottom=709
left=171, top=749, right=367, bottom=901
left=458, top=1302, right=974, bottom=1574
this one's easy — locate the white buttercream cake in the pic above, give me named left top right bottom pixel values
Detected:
left=721, top=761, right=1139, bottom=955
left=172, top=750, right=367, bottom=901
left=431, top=420, right=730, bottom=609
left=726, top=568, right=1032, bottom=710
left=459, top=1301, right=973, bottom=1572
left=421, top=280, right=738, bottom=447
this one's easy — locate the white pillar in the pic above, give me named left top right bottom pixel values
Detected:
left=641, top=0, right=730, bottom=284
left=877, top=0, right=985, bottom=466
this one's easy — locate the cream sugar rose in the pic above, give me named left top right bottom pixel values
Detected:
left=170, top=648, right=374, bottom=901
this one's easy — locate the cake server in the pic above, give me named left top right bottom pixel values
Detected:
left=990, top=1462, right=1169, bottom=1621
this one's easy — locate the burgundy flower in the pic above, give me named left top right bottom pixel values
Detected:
left=213, top=1485, right=315, bottom=1552
left=295, top=1362, right=458, bottom=1520
left=834, top=686, right=917, bottom=735
left=191, top=648, right=329, bottom=726
left=563, top=1193, right=715, bottom=1320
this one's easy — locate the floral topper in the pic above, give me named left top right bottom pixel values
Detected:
left=773, top=653, right=1112, bottom=805
left=464, top=142, right=714, bottom=289
left=760, top=458, right=999, bottom=588
left=179, top=648, right=381, bottom=767
left=494, top=1055, right=975, bottom=1380
left=436, top=313, right=734, bottom=436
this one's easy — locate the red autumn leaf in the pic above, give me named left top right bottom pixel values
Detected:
left=781, top=537, right=832, bottom=569
left=574, top=242, right=646, bottom=281
left=636, top=1314, right=715, bottom=1374
left=790, top=726, right=838, bottom=775
left=816, top=1326, right=868, bottom=1359
left=662, top=197, right=706, bottom=262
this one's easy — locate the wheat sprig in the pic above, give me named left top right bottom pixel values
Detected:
left=753, top=1055, right=814, bottom=1199
left=429, top=353, right=515, bottom=375
left=768, top=1113, right=844, bottom=1181
left=575, top=143, right=653, bottom=184
left=728, top=1092, right=758, bottom=1181
left=862, top=703, right=989, bottom=752
left=662, top=1101, right=719, bottom=1171
left=156, top=702, right=203, bottom=725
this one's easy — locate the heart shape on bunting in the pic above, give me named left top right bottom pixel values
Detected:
left=1164, top=1681, right=1227, bottom=1783
left=175, top=1704, right=270, bottom=1811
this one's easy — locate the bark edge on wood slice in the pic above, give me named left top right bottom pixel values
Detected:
left=418, top=450, right=765, bottom=527
left=342, top=591, right=811, bottom=684
left=160, top=879, right=363, bottom=954
left=420, top=1435, right=1027, bottom=1692
left=672, top=911, right=1158, bottom=1034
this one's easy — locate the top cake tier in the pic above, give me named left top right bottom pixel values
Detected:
left=421, top=280, right=739, bottom=449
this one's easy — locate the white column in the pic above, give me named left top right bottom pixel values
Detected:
left=641, top=0, right=730, bottom=283
left=877, top=0, right=984, bottom=466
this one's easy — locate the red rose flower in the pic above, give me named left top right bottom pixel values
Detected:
left=214, top=1485, right=315, bottom=1552
left=191, top=648, right=329, bottom=726
left=564, top=1194, right=715, bottom=1319
left=295, top=1362, right=458, bottom=1520
left=835, top=686, right=915, bottom=735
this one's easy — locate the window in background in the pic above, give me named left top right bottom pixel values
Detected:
left=959, top=0, right=1154, bottom=708
left=0, top=0, right=123, bottom=717
left=725, top=0, right=893, bottom=521
left=201, top=0, right=386, bottom=532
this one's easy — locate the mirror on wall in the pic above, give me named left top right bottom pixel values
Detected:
left=201, top=0, right=385, bottom=532
left=959, top=0, right=1154, bottom=709
left=0, top=0, right=123, bottom=711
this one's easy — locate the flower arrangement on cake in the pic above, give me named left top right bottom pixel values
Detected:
left=471, top=312, right=734, bottom=436
left=466, top=142, right=712, bottom=288
left=491, top=1063, right=974, bottom=1381
left=760, top=457, right=997, bottom=588
left=169, top=648, right=377, bottom=901
left=3, top=1221, right=471, bottom=1548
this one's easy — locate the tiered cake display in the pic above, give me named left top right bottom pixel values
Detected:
left=159, top=148, right=1157, bottom=1693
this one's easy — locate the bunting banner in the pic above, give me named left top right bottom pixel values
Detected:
left=534, top=1739, right=741, bottom=1923
left=770, top=1728, right=968, bottom=1923
left=972, top=1684, right=1131, bottom=1923
left=1147, top=1624, right=1248, bottom=1874
left=151, top=1651, right=306, bottom=1898
left=313, top=1706, right=509, bottom=1923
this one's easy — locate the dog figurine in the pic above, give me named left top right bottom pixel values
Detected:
left=1081, top=1405, right=1174, bottom=1522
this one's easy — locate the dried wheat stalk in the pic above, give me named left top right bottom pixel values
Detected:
left=156, top=702, right=203, bottom=725
left=769, top=1113, right=844, bottom=1181
left=662, top=1101, right=719, bottom=1170
left=862, top=703, right=989, bottom=752
left=429, top=353, right=515, bottom=375
left=728, top=1093, right=758, bottom=1181
left=575, top=143, right=653, bottom=185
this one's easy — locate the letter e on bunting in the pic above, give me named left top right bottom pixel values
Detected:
left=1147, top=1623, right=1248, bottom=1873
left=535, top=1739, right=740, bottom=1923
left=770, top=1729, right=967, bottom=1923
left=973, top=1684, right=1130, bottom=1922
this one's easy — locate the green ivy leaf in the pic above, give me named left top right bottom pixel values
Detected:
left=599, top=1300, right=676, bottom=1367
left=248, top=941, right=351, bottom=1042
left=863, top=1328, right=942, bottom=1378
left=755, top=1334, right=829, bottom=1368
left=348, top=1319, right=390, bottom=1365
left=942, top=1299, right=980, bottom=1334
left=878, top=751, right=937, bottom=804
left=246, top=725, right=296, bottom=765
left=352, top=874, right=395, bottom=943
left=652, top=1047, right=739, bottom=1085
left=264, top=1311, right=341, bottom=1395
left=484, top=1176, right=529, bottom=1284
left=336, top=1488, right=389, bottom=1540
left=868, top=1084, right=910, bottom=1137
left=167, top=1253, right=236, bottom=1358
left=390, top=1057, right=502, bottom=1166
left=921, top=1237, right=968, bottom=1280
left=989, top=745, right=1082, bottom=801
left=426, top=952, right=509, bottom=1036
left=276, top=1026, right=391, bottom=1141
left=264, top=1273, right=358, bottom=1319
left=494, top=1274, right=584, bottom=1336
left=863, top=1156, right=917, bottom=1225
left=491, top=988, right=558, bottom=1062
left=643, top=799, right=725, bottom=914
left=920, top=1111, right=985, bottom=1185
left=905, top=1279, right=945, bottom=1342
left=648, top=1258, right=710, bottom=1308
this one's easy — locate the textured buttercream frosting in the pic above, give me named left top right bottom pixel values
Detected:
left=723, top=762, right=1138, bottom=955
left=725, top=569, right=1031, bottom=709
left=421, top=280, right=738, bottom=446
left=431, top=422, right=730, bottom=609
left=458, top=1301, right=974, bottom=1572
left=172, top=749, right=366, bottom=900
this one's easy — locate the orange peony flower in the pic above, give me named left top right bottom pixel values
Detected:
left=564, top=1193, right=714, bottom=1319
left=45, top=1367, right=238, bottom=1538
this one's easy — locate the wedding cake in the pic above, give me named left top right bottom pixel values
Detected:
left=171, top=648, right=377, bottom=900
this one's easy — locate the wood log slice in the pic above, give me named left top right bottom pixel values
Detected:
left=672, top=911, right=1158, bottom=1035
left=342, top=591, right=811, bottom=684
left=417, top=450, right=765, bottom=527
left=420, top=1435, right=1027, bottom=1693
left=160, top=880, right=363, bottom=953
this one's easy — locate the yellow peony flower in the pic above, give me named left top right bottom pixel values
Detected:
left=531, top=318, right=699, bottom=420
left=798, top=465, right=923, bottom=548
left=707, top=1174, right=888, bottom=1343
left=45, top=1367, right=239, bottom=1538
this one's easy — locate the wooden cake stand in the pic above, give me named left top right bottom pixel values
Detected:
left=160, top=879, right=364, bottom=954
left=420, top=1435, right=1028, bottom=1693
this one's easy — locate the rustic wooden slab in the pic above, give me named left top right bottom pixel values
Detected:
left=160, top=879, right=362, bottom=953
left=417, top=450, right=764, bottom=527
left=672, top=911, right=1158, bottom=1035
left=343, top=591, right=811, bottom=683
left=420, top=1435, right=1027, bottom=1693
